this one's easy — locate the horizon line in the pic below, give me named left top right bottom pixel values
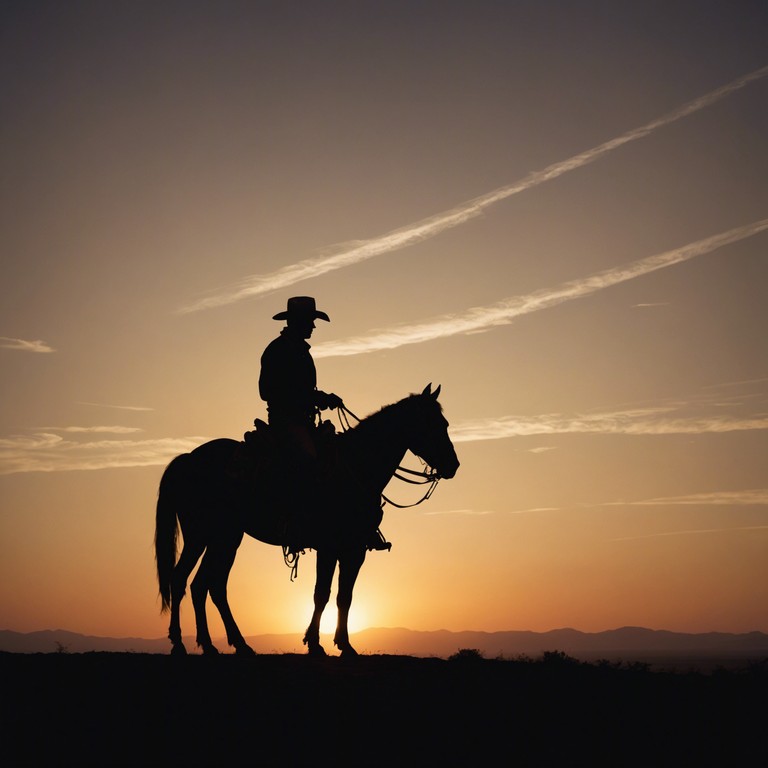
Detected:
left=3, top=624, right=767, bottom=639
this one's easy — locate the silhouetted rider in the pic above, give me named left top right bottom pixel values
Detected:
left=259, top=297, right=340, bottom=552
left=259, top=296, right=341, bottom=449
left=259, top=296, right=390, bottom=552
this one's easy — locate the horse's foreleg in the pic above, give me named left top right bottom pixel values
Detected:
left=303, top=550, right=336, bottom=656
left=207, top=532, right=254, bottom=656
left=169, top=543, right=205, bottom=655
left=334, top=548, right=366, bottom=657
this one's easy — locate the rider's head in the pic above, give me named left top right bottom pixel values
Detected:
left=287, top=314, right=315, bottom=339
left=273, top=296, right=330, bottom=339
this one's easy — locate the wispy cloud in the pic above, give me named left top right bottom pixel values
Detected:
left=701, top=377, right=768, bottom=391
left=78, top=402, right=155, bottom=412
left=509, top=506, right=562, bottom=515
left=38, top=426, right=144, bottom=434
left=610, top=489, right=768, bottom=507
left=424, top=508, right=496, bottom=516
left=0, top=337, right=55, bottom=353
left=613, top=525, right=768, bottom=542
left=509, top=489, right=768, bottom=517
left=0, top=433, right=208, bottom=475
left=450, top=407, right=768, bottom=443
left=177, top=65, right=768, bottom=314
left=315, top=218, right=768, bottom=357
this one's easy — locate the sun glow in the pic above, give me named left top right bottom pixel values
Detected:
left=310, top=601, right=368, bottom=636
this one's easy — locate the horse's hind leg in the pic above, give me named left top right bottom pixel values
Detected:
left=190, top=551, right=219, bottom=655
left=169, top=542, right=205, bottom=655
left=303, top=549, right=336, bottom=656
left=334, top=548, right=367, bottom=657
left=206, top=531, right=255, bottom=656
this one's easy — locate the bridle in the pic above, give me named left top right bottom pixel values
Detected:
left=335, top=403, right=441, bottom=509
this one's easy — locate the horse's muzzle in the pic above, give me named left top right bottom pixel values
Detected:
left=438, top=459, right=459, bottom=480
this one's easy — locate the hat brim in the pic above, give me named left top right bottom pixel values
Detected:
left=273, top=309, right=330, bottom=321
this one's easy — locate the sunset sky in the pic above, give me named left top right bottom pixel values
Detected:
left=2, top=1, right=767, bottom=646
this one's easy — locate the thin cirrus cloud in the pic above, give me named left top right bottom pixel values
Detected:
left=314, top=218, right=768, bottom=358
left=424, top=509, right=496, bottom=516
left=465, top=488, right=768, bottom=525
left=506, top=489, right=768, bottom=523
left=611, top=489, right=768, bottom=507
left=78, top=402, right=155, bottom=412
left=450, top=407, right=768, bottom=444
left=37, top=426, right=144, bottom=434
left=612, top=525, right=768, bottom=542
left=3, top=404, right=765, bottom=474
left=177, top=64, right=768, bottom=314
left=0, top=337, right=55, bottom=353
left=0, top=433, right=209, bottom=475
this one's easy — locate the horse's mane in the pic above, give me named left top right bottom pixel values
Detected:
left=339, top=392, right=442, bottom=442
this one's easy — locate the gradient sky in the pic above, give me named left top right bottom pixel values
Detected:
left=2, top=1, right=767, bottom=644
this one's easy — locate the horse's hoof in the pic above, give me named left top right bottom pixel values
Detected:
left=306, top=643, right=327, bottom=657
left=235, top=645, right=257, bottom=657
left=201, top=644, right=220, bottom=656
left=339, top=646, right=359, bottom=659
left=170, top=643, right=187, bottom=656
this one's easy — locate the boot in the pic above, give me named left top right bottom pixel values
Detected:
left=366, top=527, right=392, bottom=551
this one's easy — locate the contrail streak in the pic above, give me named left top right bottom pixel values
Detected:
left=178, top=64, right=768, bottom=313
left=449, top=409, right=768, bottom=444
left=314, top=218, right=768, bottom=358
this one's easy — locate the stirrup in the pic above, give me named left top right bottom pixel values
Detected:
left=367, top=528, right=392, bottom=552
left=283, top=545, right=304, bottom=581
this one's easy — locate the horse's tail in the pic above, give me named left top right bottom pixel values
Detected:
left=155, top=453, right=191, bottom=613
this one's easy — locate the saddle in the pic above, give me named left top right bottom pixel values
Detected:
left=242, top=418, right=338, bottom=474
left=239, top=418, right=390, bottom=555
left=238, top=419, right=335, bottom=548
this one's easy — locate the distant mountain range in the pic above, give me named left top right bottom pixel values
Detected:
left=3, top=627, right=768, bottom=665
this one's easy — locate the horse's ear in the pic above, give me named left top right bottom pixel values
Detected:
left=421, top=383, right=432, bottom=396
left=432, top=384, right=441, bottom=400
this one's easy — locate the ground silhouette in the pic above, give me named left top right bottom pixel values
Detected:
left=2, top=650, right=765, bottom=766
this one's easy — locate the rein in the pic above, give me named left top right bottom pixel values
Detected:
left=336, top=403, right=440, bottom=509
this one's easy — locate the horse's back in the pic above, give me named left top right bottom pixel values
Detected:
left=190, top=437, right=241, bottom=461
left=179, top=436, right=288, bottom=545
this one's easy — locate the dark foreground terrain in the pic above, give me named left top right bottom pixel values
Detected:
left=2, top=650, right=765, bottom=767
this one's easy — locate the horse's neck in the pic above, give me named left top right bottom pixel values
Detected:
left=342, top=411, right=408, bottom=493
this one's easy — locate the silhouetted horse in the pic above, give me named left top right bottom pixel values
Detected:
left=155, top=384, right=459, bottom=656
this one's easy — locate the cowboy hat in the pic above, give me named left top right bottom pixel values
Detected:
left=272, top=296, right=330, bottom=322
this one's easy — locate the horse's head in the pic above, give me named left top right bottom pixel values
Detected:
left=406, top=384, right=460, bottom=480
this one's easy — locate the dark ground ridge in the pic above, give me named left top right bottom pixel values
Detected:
left=2, top=651, right=766, bottom=767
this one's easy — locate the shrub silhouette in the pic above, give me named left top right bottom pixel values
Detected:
left=540, top=650, right=580, bottom=666
left=449, top=647, right=484, bottom=662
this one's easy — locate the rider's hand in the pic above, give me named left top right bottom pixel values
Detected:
left=324, top=393, right=343, bottom=410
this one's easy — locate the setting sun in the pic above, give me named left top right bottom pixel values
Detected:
left=306, top=600, right=368, bottom=637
